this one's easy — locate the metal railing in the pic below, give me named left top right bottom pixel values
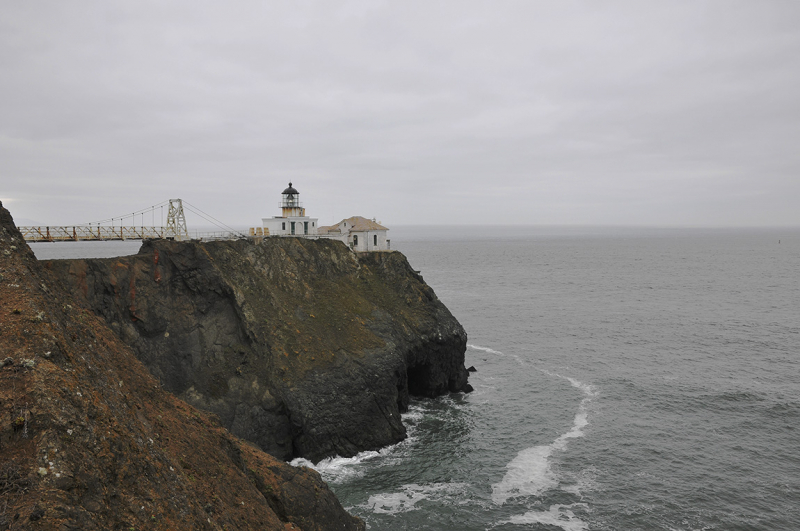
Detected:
left=192, top=231, right=248, bottom=241
left=19, top=226, right=173, bottom=242
left=267, top=232, right=392, bottom=251
left=20, top=226, right=391, bottom=250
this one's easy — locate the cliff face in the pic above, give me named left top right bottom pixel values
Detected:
left=0, top=202, right=364, bottom=530
left=44, top=236, right=471, bottom=462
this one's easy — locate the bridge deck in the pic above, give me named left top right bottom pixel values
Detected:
left=19, top=226, right=171, bottom=242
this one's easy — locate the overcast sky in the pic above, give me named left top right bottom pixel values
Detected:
left=2, top=1, right=799, bottom=228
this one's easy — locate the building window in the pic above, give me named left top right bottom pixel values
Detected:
left=291, top=222, right=296, bottom=235
left=282, top=222, right=285, bottom=231
left=374, top=235, right=378, bottom=246
left=353, top=235, right=358, bottom=247
left=312, top=222, right=315, bottom=227
left=304, top=221, right=308, bottom=235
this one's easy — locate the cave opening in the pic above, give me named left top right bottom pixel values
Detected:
left=406, top=363, right=436, bottom=399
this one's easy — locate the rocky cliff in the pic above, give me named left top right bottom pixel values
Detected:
left=0, top=202, right=364, bottom=530
left=44, top=235, right=471, bottom=463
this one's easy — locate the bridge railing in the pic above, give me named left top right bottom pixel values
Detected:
left=256, top=232, right=391, bottom=250
left=20, top=226, right=391, bottom=250
left=19, top=226, right=173, bottom=242
left=192, top=231, right=248, bottom=241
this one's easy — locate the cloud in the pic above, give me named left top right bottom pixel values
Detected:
left=2, top=0, right=799, bottom=227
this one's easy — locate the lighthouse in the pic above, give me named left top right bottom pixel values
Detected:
left=280, top=182, right=304, bottom=217
left=262, top=182, right=319, bottom=236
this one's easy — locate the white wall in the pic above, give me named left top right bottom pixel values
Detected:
left=350, top=230, right=388, bottom=251
left=262, top=217, right=318, bottom=236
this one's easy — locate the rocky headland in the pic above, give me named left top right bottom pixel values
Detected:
left=43, top=235, right=472, bottom=462
left=0, top=202, right=365, bottom=530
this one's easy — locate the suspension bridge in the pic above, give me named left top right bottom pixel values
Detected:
left=19, top=199, right=248, bottom=243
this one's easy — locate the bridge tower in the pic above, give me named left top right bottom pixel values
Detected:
left=166, top=199, right=189, bottom=240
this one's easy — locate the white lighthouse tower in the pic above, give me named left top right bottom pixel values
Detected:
left=262, top=182, right=319, bottom=236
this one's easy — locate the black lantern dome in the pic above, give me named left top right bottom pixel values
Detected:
left=281, top=182, right=302, bottom=210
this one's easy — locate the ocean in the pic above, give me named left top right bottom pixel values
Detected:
left=30, top=226, right=800, bottom=530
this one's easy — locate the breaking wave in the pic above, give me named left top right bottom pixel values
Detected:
left=359, top=482, right=470, bottom=514
left=290, top=403, right=425, bottom=483
left=290, top=446, right=400, bottom=483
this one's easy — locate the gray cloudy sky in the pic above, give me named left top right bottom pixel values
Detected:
left=2, top=1, right=799, bottom=228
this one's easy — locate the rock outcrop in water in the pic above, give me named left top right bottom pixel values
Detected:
left=44, top=235, right=471, bottom=462
left=0, top=202, right=364, bottom=530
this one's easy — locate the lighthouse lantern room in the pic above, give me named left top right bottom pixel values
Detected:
left=281, top=182, right=305, bottom=217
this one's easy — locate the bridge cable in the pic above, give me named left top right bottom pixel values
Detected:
left=181, top=200, right=248, bottom=238
left=60, top=198, right=246, bottom=239
left=81, top=200, right=171, bottom=226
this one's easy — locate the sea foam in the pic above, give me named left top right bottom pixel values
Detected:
left=360, top=482, right=469, bottom=514
left=468, top=343, right=526, bottom=366
left=491, top=370, right=596, bottom=505
left=467, top=343, right=504, bottom=355
left=290, top=403, right=426, bottom=483
left=490, top=445, right=559, bottom=503
left=291, top=450, right=388, bottom=482
left=497, top=504, right=590, bottom=531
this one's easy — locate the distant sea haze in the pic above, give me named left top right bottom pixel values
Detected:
left=32, top=226, right=800, bottom=530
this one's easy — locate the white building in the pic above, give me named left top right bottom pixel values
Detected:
left=257, top=183, right=389, bottom=251
left=318, top=216, right=390, bottom=251
left=261, top=183, right=319, bottom=236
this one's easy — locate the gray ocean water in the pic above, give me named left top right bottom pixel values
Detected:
left=30, top=226, right=800, bottom=530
